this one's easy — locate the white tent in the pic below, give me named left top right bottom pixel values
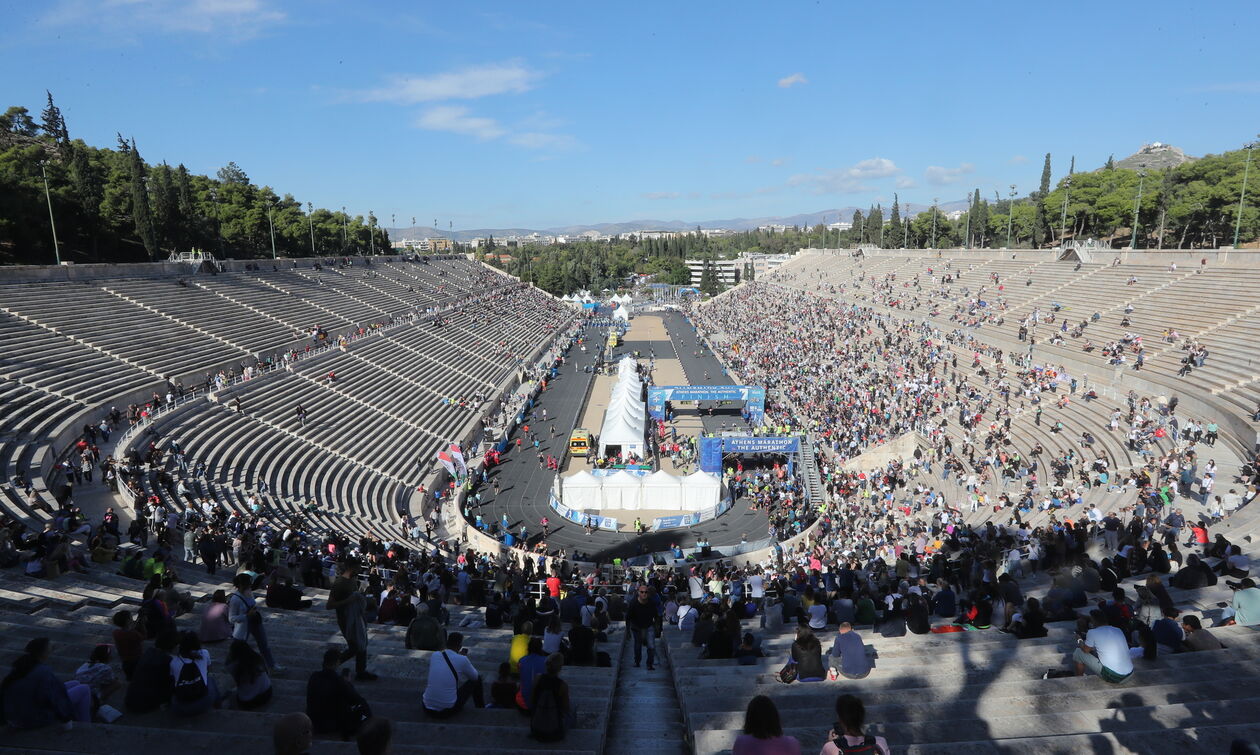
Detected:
left=612, top=306, right=629, bottom=322
left=607, top=391, right=645, bottom=419
left=601, top=470, right=643, bottom=510
left=641, top=469, right=684, bottom=510
left=680, top=470, right=722, bottom=511
left=562, top=470, right=603, bottom=512
left=598, top=413, right=645, bottom=457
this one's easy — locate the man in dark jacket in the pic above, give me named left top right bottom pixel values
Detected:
left=307, top=648, right=369, bottom=739
left=626, top=585, right=659, bottom=670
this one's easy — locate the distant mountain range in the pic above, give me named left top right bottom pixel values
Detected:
left=386, top=200, right=971, bottom=242
left=386, top=143, right=1194, bottom=242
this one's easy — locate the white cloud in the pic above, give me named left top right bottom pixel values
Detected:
left=42, top=0, right=285, bottom=36
left=924, top=163, right=975, bottom=186
left=778, top=73, right=808, bottom=88
left=771, top=157, right=787, bottom=167
left=745, top=155, right=763, bottom=164
left=355, top=61, right=539, bottom=104
left=508, top=132, right=577, bottom=150
left=415, top=106, right=577, bottom=152
left=788, top=157, right=900, bottom=194
left=642, top=192, right=681, bottom=200
left=895, top=176, right=917, bottom=189
left=1007, top=155, right=1029, bottom=165
left=415, top=106, right=506, bottom=140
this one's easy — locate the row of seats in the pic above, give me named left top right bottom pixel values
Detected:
left=0, top=561, right=621, bottom=753
left=137, top=286, right=574, bottom=531
left=0, top=258, right=534, bottom=529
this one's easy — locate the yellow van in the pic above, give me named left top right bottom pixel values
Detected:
left=568, top=429, right=594, bottom=457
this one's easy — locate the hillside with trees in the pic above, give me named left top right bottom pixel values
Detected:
left=0, top=94, right=388, bottom=265
left=3, top=94, right=1255, bottom=284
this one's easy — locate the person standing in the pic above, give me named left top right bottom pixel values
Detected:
left=326, top=563, right=377, bottom=680
left=626, top=584, right=659, bottom=670
left=228, top=573, right=283, bottom=673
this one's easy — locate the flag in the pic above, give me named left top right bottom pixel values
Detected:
left=436, top=449, right=458, bottom=479
left=447, top=443, right=467, bottom=477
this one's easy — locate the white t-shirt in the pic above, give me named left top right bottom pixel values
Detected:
left=749, top=575, right=765, bottom=598
left=807, top=603, right=828, bottom=630
left=1086, top=625, right=1133, bottom=675
left=688, top=576, right=704, bottom=599
left=678, top=605, right=698, bottom=632
left=423, top=649, right=480, bottom=710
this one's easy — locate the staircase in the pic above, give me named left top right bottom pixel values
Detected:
left=605, top=633, right=688, bottom=755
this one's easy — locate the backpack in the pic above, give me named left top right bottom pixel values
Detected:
left=529, top=676, right=568, bottom=742
left=173, top=658, right=208, bottom=703
left=833, top=734, right=882, bottom=754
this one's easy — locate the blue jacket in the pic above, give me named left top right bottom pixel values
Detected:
left=2, top=663, right=73, bottom=729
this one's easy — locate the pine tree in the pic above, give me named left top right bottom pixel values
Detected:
left=700, top=256, right=719, bottom=295
left=127, top=139, right=160, bottom=260
left=1034, top=153, right=1052, bottom=246
left=68, top=142, right=103, bottom=259
left=974, top=191, right=989, bottom=247
left=40, top=91, right=68, bottom=144
left=889, top=195, right=901, bottom=247
left=174, top=164, right=197, bottom=252
left=852, top=210, right=864, bottom=243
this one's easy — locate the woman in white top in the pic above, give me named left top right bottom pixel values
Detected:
left=168, top=631, right=219, bottom=716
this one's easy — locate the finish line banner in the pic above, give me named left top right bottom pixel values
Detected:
left=699, top=435, right=800, bottom=473
left=647, top=385, right=766, bottom=423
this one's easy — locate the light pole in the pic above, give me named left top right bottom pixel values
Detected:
left=930, top=197, right=939, bottom=249
left=39, top=161, right=61, bottom=264
left=267, top=202, right=278, bottom=259
left=903, top=219, right=909, bottom=248
left=1006, top=185, right=1017, bottom=247
left=1234, top=138, right=1254, bottom=248
left=1129, top=165, right=1147, bottom=250
left=369, top=212, right=375, bottom=255
left=341, top=206, right=348, bottom=252
left=307, top=202, right=315, bottom=254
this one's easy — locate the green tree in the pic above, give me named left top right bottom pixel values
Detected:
left=699, top=256, right=719, bottom=296
left=1034, top=153, right=1051, bottom=246
left=40, top=91, right=69, bottom=144
left=127, top=140, right=160, bottom=260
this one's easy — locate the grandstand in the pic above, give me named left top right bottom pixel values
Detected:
left=2, top=247, right=1260, bottom=754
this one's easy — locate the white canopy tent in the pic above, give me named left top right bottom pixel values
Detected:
left=607, top=392, right=645, bottom=420
left=601, top=470, right=643, bottom=510
left=598, top=413, right=646, bottom=457
left=641, top=469, right=684, bottom=510
left=561, top=470, right=603, bottom=511
left=680, top=470, right=722, bottom=511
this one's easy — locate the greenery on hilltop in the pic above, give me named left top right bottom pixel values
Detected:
left=0, top=95, right=389, bottom=265
left=486, top=146, right=1260, bottom=295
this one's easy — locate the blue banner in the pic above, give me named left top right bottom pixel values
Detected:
left=550, top=495, right=617, bottom=531
left=722, top=435, right=799, bottom=454
left=699, top=437, right=723, bottom=474
left=647, top=384, right=766, bottom=423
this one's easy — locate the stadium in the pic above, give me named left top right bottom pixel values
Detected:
left=5, top=3, right=1260, bottom=752
left=2, top=242, right=1260, bottom=754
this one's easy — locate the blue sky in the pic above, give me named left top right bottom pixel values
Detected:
left=2, top=0, right=1256, bottom=230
